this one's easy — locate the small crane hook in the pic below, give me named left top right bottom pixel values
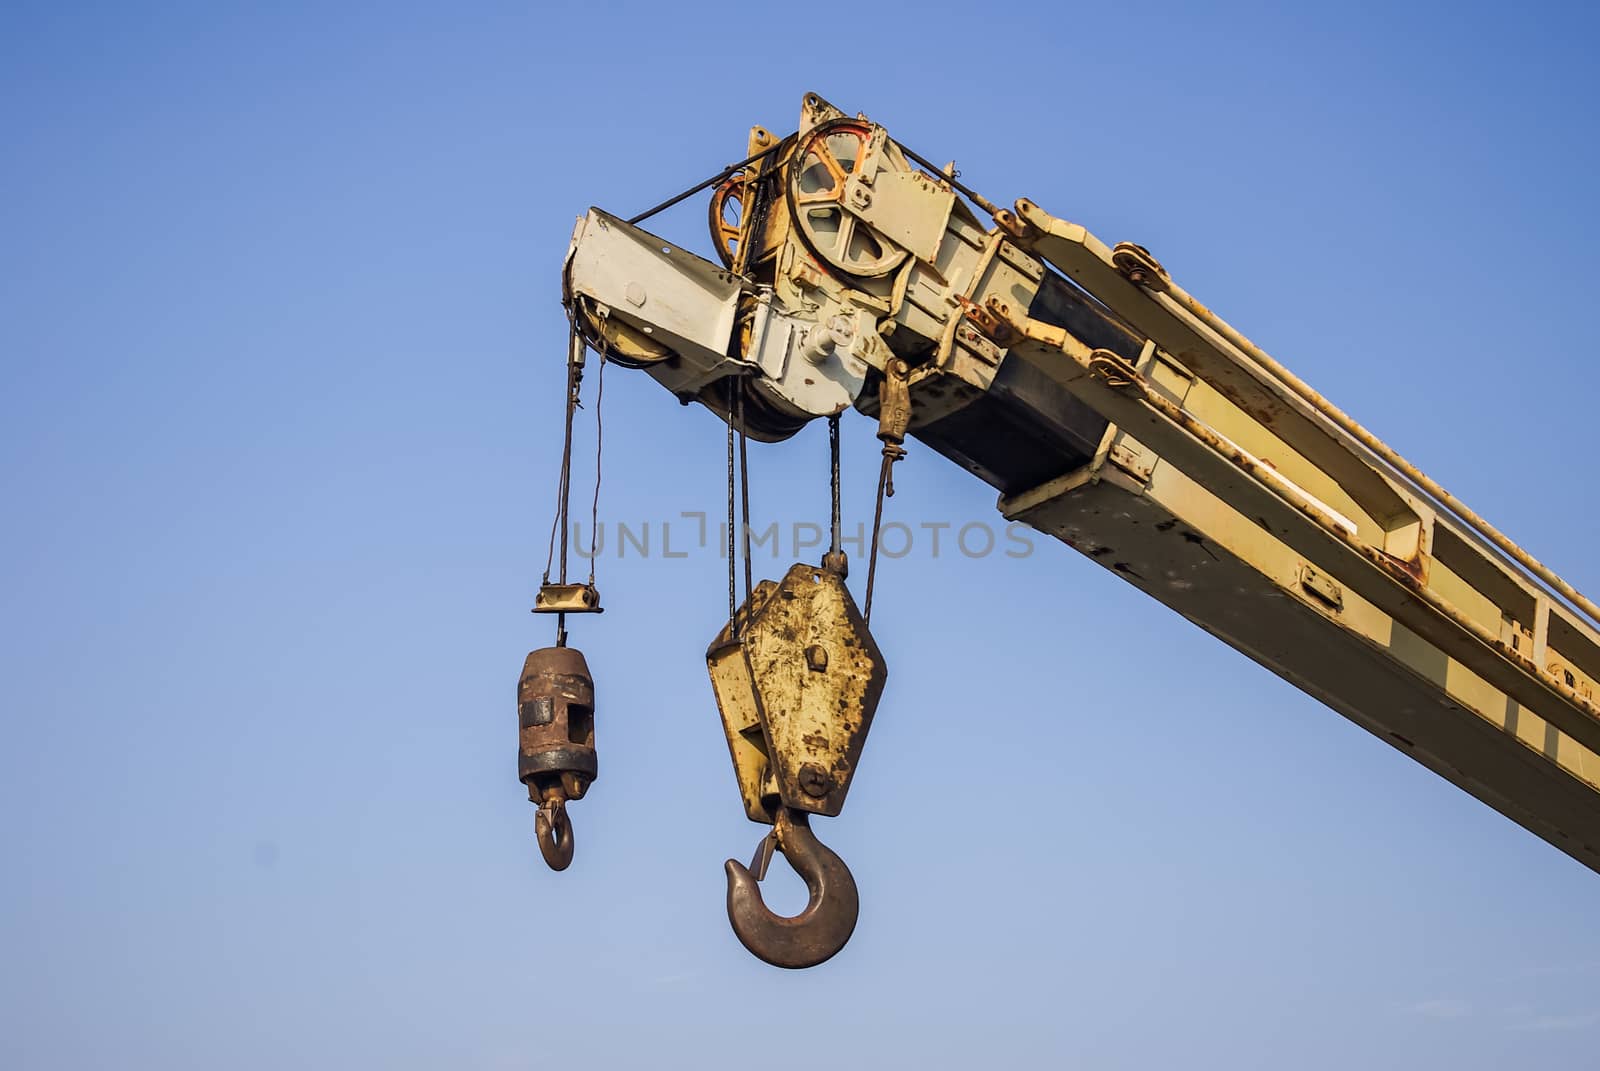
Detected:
left=535, top=797, right=575, bottom=871
left=724, top=807, right=859, bottom=969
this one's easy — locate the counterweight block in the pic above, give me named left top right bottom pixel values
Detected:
left=518, top=645, right=598, bottom=871
left=518, top=646, right=598, bottom=794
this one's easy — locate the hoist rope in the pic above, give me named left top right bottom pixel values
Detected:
left=828, top=414, right=842, bottom=562
left=737, top=382, right=753, bottom=608
left=726, top=378, right=738, bottom=632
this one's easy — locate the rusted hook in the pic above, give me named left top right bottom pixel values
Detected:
left=534, top=797, right=575, bottom=871
left=724, top=808, right=859, bottom=969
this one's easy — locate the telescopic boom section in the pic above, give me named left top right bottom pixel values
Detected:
left=562, top=91, right=1600, bottom=874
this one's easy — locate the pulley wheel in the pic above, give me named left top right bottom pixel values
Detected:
left=786, top=119, right=906, bottom=280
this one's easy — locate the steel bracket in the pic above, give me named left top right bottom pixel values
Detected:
left=533, top=582, right=603, bottom=614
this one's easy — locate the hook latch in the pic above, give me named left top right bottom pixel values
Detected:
left=534, top=796, right=575, bottom=871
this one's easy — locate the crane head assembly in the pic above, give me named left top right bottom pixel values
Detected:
left=528, top=92, right=1600, bottom=971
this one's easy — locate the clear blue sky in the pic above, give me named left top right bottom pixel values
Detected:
left=4, top=2, right=1599, bottom=1068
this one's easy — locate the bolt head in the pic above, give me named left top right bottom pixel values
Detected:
left=798, top=764, right=830, bottom=798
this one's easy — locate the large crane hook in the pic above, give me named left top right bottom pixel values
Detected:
left=706, top=561, right=886, bottom=968
left=725, top=807, right=859, bottom=969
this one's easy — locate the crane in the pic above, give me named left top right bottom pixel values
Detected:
left=518, top=92, right=1600, bottom=969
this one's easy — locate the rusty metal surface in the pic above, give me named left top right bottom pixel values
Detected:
left=709, top=563, right=886, bottom=820
left=725, top=808, right=859, bottom=969
left=518, top=646, right=597, bottom=870
left=875, top=358, right=912, bottom=449
left=1008, top=198, right=1416, bottom=526
left=706, top=565, right=887, bottom=821
left=707, top=172, right=745, bottom=269
left=745, top=563, right=884, bottom=814
left=705, top=562, right=884, bottom=967
left=533, top=797, right=574, bottom=871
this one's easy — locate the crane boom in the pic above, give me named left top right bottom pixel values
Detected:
left=558, top=92, right=1600, bottom=888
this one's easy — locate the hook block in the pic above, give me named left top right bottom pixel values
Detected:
left=706, top=563, right=887, bottom=822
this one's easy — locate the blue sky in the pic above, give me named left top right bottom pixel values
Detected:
left=4, top=2, right=1600, bottom=1068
